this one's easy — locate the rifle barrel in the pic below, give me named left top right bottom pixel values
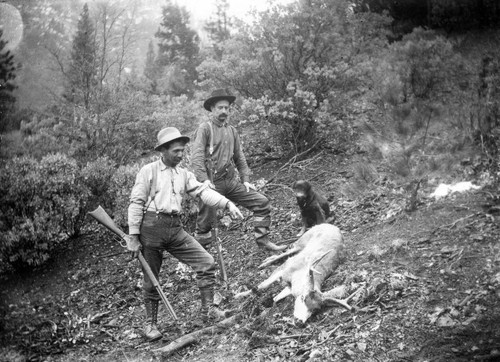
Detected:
left=138, top=253, right=178, bottom=320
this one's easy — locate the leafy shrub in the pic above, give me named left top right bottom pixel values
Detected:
left=108, top=162, right=142, bottom=228
left=233, top=78, right=356, bottom=158
left=0, top=154, right=90, bottom=273
left=80, top=156, right=117, bottom=212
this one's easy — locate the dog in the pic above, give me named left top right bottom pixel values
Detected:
left=292, top=180, right=333, bottom=237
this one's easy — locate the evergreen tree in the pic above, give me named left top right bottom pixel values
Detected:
left=155, top=0, right=200, bottom=96
left=143, top=40, right=160, bottom=93
left=0, top=29, right=17, bottom=131
left=68, top=3, right=97, bottom=109
left=205, top=0, right=232, bottom=58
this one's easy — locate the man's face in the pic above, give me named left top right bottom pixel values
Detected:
left=160, top=140, right=186, bottom=167
left=211, top=100, right=230, bottom=122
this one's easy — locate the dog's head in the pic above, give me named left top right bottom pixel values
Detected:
left=292, top=180, right=312, bottom=204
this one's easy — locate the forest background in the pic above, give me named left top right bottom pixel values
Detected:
left=0, top=0, right=499, bottom=281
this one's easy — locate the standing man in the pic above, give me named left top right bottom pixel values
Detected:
left=190, top=89, right=286, bottom=252
left=126, top=127, right=243, bottom=341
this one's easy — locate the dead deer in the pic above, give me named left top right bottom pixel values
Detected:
left=235, top=224, right=354, bottom=322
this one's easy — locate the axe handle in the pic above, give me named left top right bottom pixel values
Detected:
left=208, top=168, right=228, bottom=285
left=213, top=227, right=228, bottom=284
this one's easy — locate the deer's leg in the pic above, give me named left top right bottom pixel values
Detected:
left=257, top=268, right=284, bottom=290
left=259, top=247, right=299, bottom=269
left=273, top=286, right=292, bottom=302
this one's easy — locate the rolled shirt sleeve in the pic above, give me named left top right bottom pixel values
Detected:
left=186, top=170, right=230, bottom=209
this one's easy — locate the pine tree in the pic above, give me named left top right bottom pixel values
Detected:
left=143, top=40, right=160, bottom=93
left=204, top=0, right=232, bottom=59
left=155, top=0, right=200, bottom=96
left=68, top=3, right=97, bottom=109
left=0, top=29, right=17, bottom=131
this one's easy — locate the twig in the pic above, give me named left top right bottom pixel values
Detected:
left=290, top=151, right=324, bottom=170
left=316, top=325, right=341, bottom=346
left=448, top=247, right=464, bottom=269
left=279, top=333, right=312, bottom=340
left=101, top=328, right=120, bottom=342
left=458, top=294, right=474, bottom=307
left=309, top=170, right=327, bottom=182
left=122, top=351, right=131, bottom=362
left=431, top=213, right=477, bottom=235
left=265, top=183, right=294, bottom=193
left=97, top=251, right=128, bottom=259
left=266, top=141, right=321, bottom=185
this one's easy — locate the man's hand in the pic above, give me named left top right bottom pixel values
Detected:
left=226, top=202, right=243, bottom=219
left=243, top=181, right=257, bottom=192
left=202, top=179, right=215, bottom=189
left=198, top=179, right=215, bottom=194
left=126, top=234, right=141, bottom=258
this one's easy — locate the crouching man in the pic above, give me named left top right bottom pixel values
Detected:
left=126, top=127, right=243, bottom=341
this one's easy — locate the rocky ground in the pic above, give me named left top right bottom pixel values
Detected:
left=1, top=152, right=499, bottom=362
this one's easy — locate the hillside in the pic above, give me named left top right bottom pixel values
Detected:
left=1, top=152, right=499, bottom=362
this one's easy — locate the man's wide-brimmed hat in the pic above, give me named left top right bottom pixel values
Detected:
left=154, top=127, right=190, bottom=151
left=203, top=88, right=236, bottom=111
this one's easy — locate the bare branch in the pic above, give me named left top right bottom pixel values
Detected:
left=265, top=140, right=321, bottom=185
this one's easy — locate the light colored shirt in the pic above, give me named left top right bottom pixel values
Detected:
left=190, top=119, right=251, bottom=183
left=128, top=159, right=230, bottom=234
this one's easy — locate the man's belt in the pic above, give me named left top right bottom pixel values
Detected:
left=145, top=211, right=181, bottom=218
left=213, top=163, right=236, bottom=181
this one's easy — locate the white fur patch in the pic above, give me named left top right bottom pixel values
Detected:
left=294, top=297, right=312, bottom=323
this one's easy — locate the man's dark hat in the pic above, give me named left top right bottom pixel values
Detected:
left=203, top=88, right=236, bottom=111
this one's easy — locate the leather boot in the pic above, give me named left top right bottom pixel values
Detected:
left=256, top=235, right=287, bottom=252
left=195, top=231, right=212, bottom=250
left=200, top=287, right=228, bottom=323
left=143, top=300, right=162, bottom=341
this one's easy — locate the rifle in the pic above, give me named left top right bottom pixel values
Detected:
left=88, top=206, right=178, bottom=320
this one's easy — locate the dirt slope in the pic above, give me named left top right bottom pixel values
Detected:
left=1, top=153, right=499, bottom=362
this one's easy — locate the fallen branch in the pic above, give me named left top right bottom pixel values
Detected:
left=153, top=315, right=240, bottom=356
